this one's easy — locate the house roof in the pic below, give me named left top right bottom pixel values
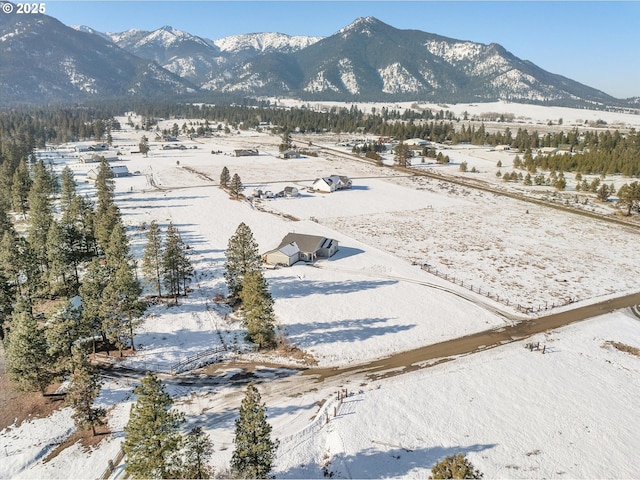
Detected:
left=278, top=242, right=300, bottom=257
left=278, top=233, right=331, bottom=254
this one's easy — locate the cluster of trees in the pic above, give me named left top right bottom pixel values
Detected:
left=224, top=223, right=276, bottom=349
left=141, top=220, right=193, bottom=304
left=2, top=157, right=148, bottom=401
left=123, top=374, right=277, bottom=479
left=219, top=166, right=244, bottom=199
left=3, top=101, right=640, bottom=183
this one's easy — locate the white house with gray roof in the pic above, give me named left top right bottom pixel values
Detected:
left=263, top=233, right=339, bottom=266
left=311, top=175, right=352, bottom=193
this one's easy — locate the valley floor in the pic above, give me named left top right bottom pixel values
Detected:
left=2, top=102, right=640, bottom=478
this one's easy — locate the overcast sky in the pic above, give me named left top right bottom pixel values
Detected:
left=44, top=1, right=640, bottom=99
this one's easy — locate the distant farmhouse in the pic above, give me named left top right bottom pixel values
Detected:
left=280, top=150, right=300, bottom=159
left=311, top=175, right=352, bottom=193
left=75, top=143, right=109, bottom=153
left=162, top=144, right=187, bottom=150
left=263, top=233, right=339, bottom=266
left=404, top=138, right=429, bottom=146
left=232, top=148, right=259, bottom=157
left=86, top=165, right=130, bottom=181
left=79, top=153, right=119, bottom=163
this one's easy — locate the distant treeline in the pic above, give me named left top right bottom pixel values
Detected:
left=1, top=100, right=639, bottom=177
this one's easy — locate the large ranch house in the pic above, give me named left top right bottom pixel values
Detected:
left=263, top=233, right=339, bottom=266
left=311, top=175, right=352, bottom=193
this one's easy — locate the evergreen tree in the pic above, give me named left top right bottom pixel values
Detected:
left=142, top=220, right=164, bottom=297
left=104, top=219, right=131, bottom=269
left=45, top=299, right=87, bottom=376
left=229, top=173, right=244, bottom=199
left=123, top=373, right=184, bottom=479
left=28, top=160, right=56, bottom=275
left=429, top=453, right=483, bottom=479
left=240, top=270, right=276, bottom=349
left=278, top=129, right=293, bottom=152
left=231, top=384, right=278, bottom=479
left=79, top=257, right=110, bottom=352
left=0, top=269, right=15, bottom=341
left=180, top=426, right=214, bottom=479
left=219, top=166, right=231, bottom=188
left=618, top=181, right=640, bottom=215
left=94, top=158, right=115, bottom=216
left=95, top=203, right=122, bottom=254
left=394, top=142, right=412, bottom=167
left=101, top=260, right=145, bottom=354
left=93, top=158, right=116, bottom=248
left=46, top=220, right=77, bottom=295
left=162, top=222, right=192, bottom=303
left=5, top=296, right=51, bottom=393
left=13, top=236, right=42, bottom=301
left=11, top=158, right=31, bottom=217
left=65, top=344, right=106, bottom=436
left=224, top=223, right=261, bottom=300
left=139, top=136, right=150, bottom=157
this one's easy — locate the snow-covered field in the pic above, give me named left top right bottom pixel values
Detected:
left=2, top=102, right=640, bottom=479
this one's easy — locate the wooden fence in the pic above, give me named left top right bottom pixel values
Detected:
left=420, top=263, right=575, bottom=313
left=98, top=447, right=124, bottom=480
left=169, top=345, right=228, bottom=375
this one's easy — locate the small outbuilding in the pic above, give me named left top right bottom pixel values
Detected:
left=110, top=165, right=130, bottom=178
left=232, top=148, right=259, bottom=157
left=283, top=186, right=299, bottom=197
left=280, top=150, right=300, bottom=159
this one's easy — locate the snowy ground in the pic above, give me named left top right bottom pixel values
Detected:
left=2, top=103, right=640, bottom=479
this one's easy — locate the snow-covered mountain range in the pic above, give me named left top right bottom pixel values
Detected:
left=0, top=10, right=629, bottom=107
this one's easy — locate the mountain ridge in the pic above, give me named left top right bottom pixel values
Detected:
left=0, top=12, right=630, bottom=107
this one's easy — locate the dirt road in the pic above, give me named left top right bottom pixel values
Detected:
left=302, top=291, right=640, bottom=383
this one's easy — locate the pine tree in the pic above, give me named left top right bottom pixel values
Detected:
left=46, top=220, right=77, bottom=295
left=224, top=223, right=262, bottom=300
left=123, top=373, right=184, bottom=479
left=101, top=260, right=145, bottom=354
left=79, top=257, right=110, bottom=352
left=60, top=165, right=76, bottom=216
left=240, top=270, right=276, bottom=349
left=162, top=222, right=192, bottom=303
left=429, top=453, right=483, bottom=479
left=65, top=344, right=106, bottom=436
left=5, top=296, right=51, bottom=394
left=45, top=299, right=88, bottom=376
left=142, top=220, right=164, bottom=297
left=0, top=269, right=15, bottom=341
left=95, top=203, right=122, bottom=255
left=104, top=219, right=131, bottom=269
left=231, top=384, right=278, bottom=479
left=278, top=130, right=293, bottom=152
left=180, top=426, right=214, bottom=479
left=229, top=173, right=244, bottom=199
left=93, top=158, right=116, bottom=249
left=219, top=166, right=231, bottom=188
left=139, top=136, right=150, bottom=157
left=394, top=142, right=412, bottom=167
left=28, top=160, right=55, bottom=274
left=66, top=194, right=97, bottom=256
left=11, top=158, right=31, bottom=217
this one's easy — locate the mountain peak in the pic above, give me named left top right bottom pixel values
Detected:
left=338, top=16, right=389, bottom=36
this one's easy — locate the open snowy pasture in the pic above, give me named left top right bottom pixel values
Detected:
left=319, top=174, right=640, bottom=311
left=269, top=311, right=640, bottom=479
left=107, top=168, right=509, bottom=369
